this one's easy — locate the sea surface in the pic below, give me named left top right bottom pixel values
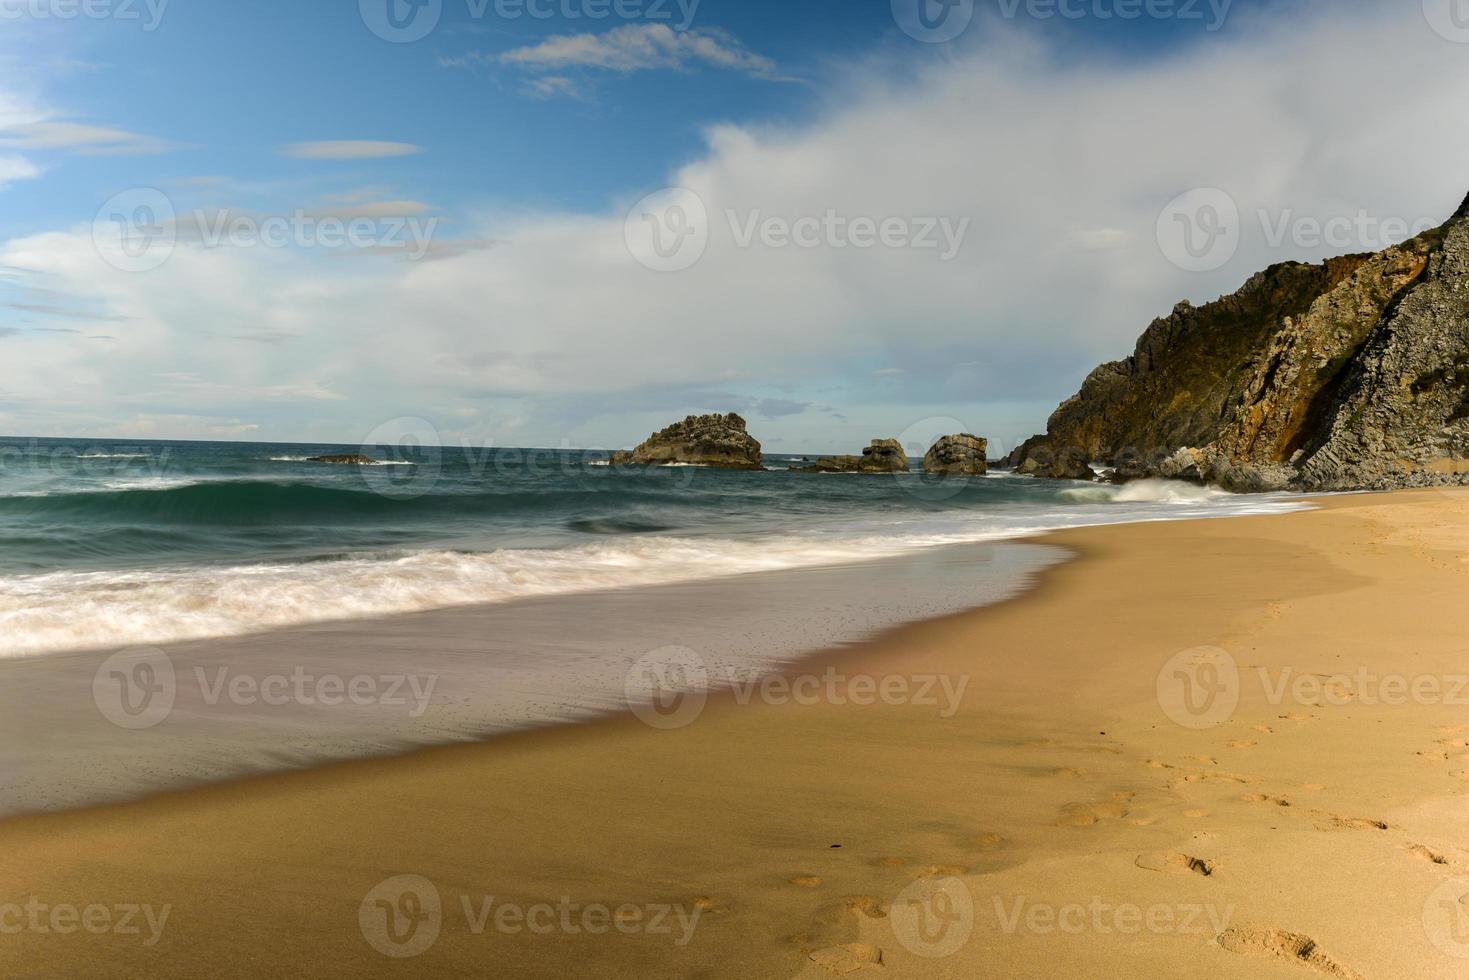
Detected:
left=0, top=436, right=1309, bottom=659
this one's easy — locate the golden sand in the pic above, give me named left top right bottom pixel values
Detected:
left=3, top=490, right=1469, bottom=978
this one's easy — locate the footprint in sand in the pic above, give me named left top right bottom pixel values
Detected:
left=1405, top=844, right=1449, bottom=866
left=691, top=896, right=731, bottom=914
left=790, top=875, right=825, bottom=888
left=1135, top=852, right=1215, bottom=876
left=913, top=864, right=969, bottom=878
left=1169, top=772, right=1248, bottom=788
left=1227, top=739, right=1258, bottom=749
left=1242, top=794, right=1293, bottom=807
left=1253, top=724, right=1276, bottom=735
left=1185, top=755, right=1218, bottom=765
left=1056, top=801, right=1129, bottom=826
left=808, top=942, right=884, bottom=976
left=1318, top=815, right=1388, bottom=832
left=1216, top=927, right=1364, bottom=980
left=1279, top=713, right=1315, bottom=722
left=840, top=895, right=887, bottom=919
left=968, top=833, right=1005, bottom=850
left=1184, top=809, right=1210, bottom=818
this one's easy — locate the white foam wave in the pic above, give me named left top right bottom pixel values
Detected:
left=77, top=453, right=148, bottom=459
left=1058, top=479, right=1228, bottom=505
left=269, top=456, right=415, bottom=466
left=0, top=486, right=1309, bottom=658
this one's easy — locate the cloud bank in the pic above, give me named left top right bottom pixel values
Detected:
left=4, top=4, right=1469, bottom=453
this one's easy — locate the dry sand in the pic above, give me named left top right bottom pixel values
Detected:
left=3, top=489, right=1469, bottom=979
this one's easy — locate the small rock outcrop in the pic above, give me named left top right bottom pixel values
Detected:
left=308, top=454, right=378, bottom=465
left=922, top=434, right=988, bottom=476
left=1009, top=190, right=1469, bottom=492
left=1014, top=443, right=1094, bottom=481
left=611, top=413, right=764, bottom=470
left=796, top=439, right=910, bottom=474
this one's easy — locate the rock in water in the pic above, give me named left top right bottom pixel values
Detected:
left=795, top=439, right=910, bottom=474
left=1010, top=190, right=1469, bottom=491
left=307, top=454, right=378, bottom=465
left=610, top=413, right=765, bottom=470
left=923, top=434, right=988, bottom=476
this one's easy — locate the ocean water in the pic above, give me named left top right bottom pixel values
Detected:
left=0, top=436, right=1308, bottom=659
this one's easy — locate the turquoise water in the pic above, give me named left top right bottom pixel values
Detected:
left=0, top=436, right=1304, bottom=657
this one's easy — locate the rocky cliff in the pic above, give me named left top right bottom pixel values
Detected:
left=1011, top=192, right=1469, bottom=492
left=612, top=413, right=765, bottom=470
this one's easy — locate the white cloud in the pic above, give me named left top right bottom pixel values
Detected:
left=498, top=24, right=787, bottom=80
left=525, top=76, right=588, bottom=101
left=4, top=4, right=1469, bottom=449
left=0, top=121, right=174, bottom=155
left=0, top=153, right=39, bottom=190
left=280, top=141, right=423, bottom=160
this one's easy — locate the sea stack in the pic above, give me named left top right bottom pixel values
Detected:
left=922, top=434, right=988, bottom=476
left=796, top=439, right=909, bottom=473
left=611, top=413, right=765, bottom=470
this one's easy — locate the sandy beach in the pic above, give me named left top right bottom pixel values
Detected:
left=4, top=489, right=1469, bottom=979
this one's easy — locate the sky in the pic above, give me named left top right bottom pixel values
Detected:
left=2, top=0, right=1468, bottom=455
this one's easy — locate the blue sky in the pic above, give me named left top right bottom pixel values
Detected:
left=3, top=0, right=1468, bottom=453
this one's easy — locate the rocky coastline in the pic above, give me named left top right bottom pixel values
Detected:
left=1007, top=191, right=1469, bottom=492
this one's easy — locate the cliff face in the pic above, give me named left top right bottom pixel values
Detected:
left=1013, top=193, right=1469, bottom=492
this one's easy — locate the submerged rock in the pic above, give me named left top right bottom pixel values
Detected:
left=307, top=454, right=378, bottom=465
left=1009, top=190, right=1469, bottom=491
left=796, top=439, right=910, bottom=474
left=610, top=413, right=765, bottom=470
left=922, top=434, right=988, bottom=476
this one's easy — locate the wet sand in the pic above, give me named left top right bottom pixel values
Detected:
left=3, top=489, right=1469, bottom=978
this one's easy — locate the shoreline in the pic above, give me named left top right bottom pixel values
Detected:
left=0, top=537, right=1065, bottom=818
left=4, top=490, right=1468, bottom=977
